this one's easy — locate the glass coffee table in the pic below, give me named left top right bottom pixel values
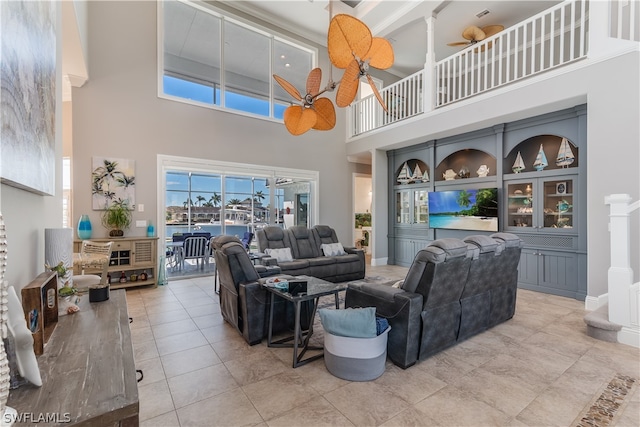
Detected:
left=263, top=275, right=347, bottom=368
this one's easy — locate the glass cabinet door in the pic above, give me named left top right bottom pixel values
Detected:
left=414, top=190, right=429, bottom=225
left=507, top=182, right=534, bottom=228
left=396, top=190, right=411, bottom=224
left=543, top=179, right=573, bottom=229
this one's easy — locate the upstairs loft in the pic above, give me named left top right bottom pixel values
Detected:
left=347, top=0, right=639, bottom=140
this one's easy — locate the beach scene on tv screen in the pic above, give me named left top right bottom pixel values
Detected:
left=428, top=188, right=498, bottom=231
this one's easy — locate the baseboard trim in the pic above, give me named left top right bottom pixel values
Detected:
left=585, top=293, right=608, bottom=311
left=370, top=257, right=388, bottom=267
left=618, top=326, right=640, bottom=348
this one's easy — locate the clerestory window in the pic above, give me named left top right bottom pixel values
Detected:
left=159, top=0, right=315, bottom=120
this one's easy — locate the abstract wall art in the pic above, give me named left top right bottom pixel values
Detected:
left=0, top=1, right=56, bottom=196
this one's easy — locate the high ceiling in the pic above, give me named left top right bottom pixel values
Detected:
left=222, top=0, right=563, bottom=78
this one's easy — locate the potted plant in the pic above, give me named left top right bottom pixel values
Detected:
left=101, top=200, right=132, bottom=237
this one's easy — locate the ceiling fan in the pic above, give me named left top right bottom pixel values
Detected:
left=447, top=24, right=504, bottom=48
left=272, top=68, right=336, bottom=136
left=327, top=14, right=394, bottom=112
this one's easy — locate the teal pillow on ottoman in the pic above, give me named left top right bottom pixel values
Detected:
left=318, top=307, right=377, bottom=338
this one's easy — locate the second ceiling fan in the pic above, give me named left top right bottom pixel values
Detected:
left=447, top=24, right=504, bottom=48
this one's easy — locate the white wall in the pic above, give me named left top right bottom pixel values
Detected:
left=71, top=1, right=362, bottom=245
left=354, top=176, right=372, bottom=213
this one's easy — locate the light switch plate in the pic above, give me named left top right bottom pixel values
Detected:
left=136, top=220, right=147, bottom=228
left=138, top=204, right=144, bottom=212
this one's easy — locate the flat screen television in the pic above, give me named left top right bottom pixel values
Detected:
left=428, top=188, right=498, bottom=231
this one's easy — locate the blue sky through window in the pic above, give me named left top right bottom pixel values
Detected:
left=163, top=75, right=285, bottom=119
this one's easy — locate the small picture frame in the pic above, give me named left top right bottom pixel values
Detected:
left=556, top=182, right=567, bottom=195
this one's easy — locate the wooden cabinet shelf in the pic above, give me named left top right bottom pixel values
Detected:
left=74, top=237, right=158, bottom=289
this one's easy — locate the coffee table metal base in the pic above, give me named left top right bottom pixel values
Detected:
left=265, top=277, right=343, bottom=368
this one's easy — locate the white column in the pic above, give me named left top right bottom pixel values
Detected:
left=605, top=194, right=634, bottom=327
left=423, top=14, right=436, bottom=113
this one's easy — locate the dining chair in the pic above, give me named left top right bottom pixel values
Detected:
left=182, top=236, right=210, bottom=269
left=73, top=240, right=113, bottom=291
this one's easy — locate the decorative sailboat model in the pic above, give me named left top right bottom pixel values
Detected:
left=397, top=162, right=413, bottom=184
left=556, top=138, right=575, bottom=167
left=411, top=164, right=429, bottom=182
left=512, top=151, right=525, bottom=173
left=533, top=144, right=548, bottom=171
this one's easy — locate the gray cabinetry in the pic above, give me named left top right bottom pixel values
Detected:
left=387, top=106, right=587, bottom=300
left=394, top=235, right=431, bottom=267
left=518, top=248, right=579, bottom=298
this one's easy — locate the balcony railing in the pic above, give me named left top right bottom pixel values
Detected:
left=348, top=0, right=638, bottom=138
left=436, top=0, right=588, bottom=107
left=349, top=71, right=424, bottom=135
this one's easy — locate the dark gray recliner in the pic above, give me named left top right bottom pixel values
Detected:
left=312, top=225, right=365, bottom=282
left=255, top=225, right=365, bottom=282
left=488, top=232, right=523, bottom=327
left=256, top=226, right=310, bottom=275
left=346, top=238, right=471, bottom=368
left=458, top=235, right=500, bottom=341
left=345, top=233, right=523, bottom=369
left=213, top=240, right=289, bottom=345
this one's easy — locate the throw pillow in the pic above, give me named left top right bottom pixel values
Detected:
left=264, top=247, right=293, bottom=262
left=320, top=242, right=346, bottom=256
left=318, top=307, right=377, bottom=338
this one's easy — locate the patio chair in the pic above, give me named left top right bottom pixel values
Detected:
left=241, top=232, right=254, bottom=250
left=182, top=236, right=209, bottom=270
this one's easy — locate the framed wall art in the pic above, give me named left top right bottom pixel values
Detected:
left=91, top=157, right=136, bottom=210
left=0, top=1, right=56, bottom=196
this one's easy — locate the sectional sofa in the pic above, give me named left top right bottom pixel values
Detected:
left=255, top=225, right=365, bottom=283
left=345, top=232, right=523, bottom=369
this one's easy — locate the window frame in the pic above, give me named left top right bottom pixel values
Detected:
left=157, top=154, right=319, bottom=245
left=157, top=0, right=318, bottom=123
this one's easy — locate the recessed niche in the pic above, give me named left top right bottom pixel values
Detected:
left=395, top=159, right=429, bottom=185
left=435, top=149, right=496, bottom=181
left=506, top=135, right=578, bottom=173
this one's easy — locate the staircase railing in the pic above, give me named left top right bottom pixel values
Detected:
left=605, top=194, right=640, bottom=347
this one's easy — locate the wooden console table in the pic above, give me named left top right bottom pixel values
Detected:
left=7, top=290, right=138, bottom=426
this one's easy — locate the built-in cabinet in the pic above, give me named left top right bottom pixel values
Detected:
left=387, top=105, right=587, bottom=299
left=506, top=176, right=577, bottom=231
left=74, top=237, right=158, bottom=289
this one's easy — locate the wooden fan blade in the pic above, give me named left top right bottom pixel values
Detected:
left=447, top=41, right=470, bottom=47
left=335, top=60, right=361, bottom=108
left=462, top=25, right=485, bottom=41
left=328, top=14, right=372, bottom=69
left=306, top=68, right=322, bottom=96
left=367, top=74, right=388, bottom=113
left=273, top=74, right=302, bottom=101
left=312, top=98, right=336, bottom=131
left=283, top=106, right=317, bottom=135
left=481, top=25, right=504, bottom=38
left=366, top=38, right=394, bottom=70
left=473, top=26, right=504, bottom=53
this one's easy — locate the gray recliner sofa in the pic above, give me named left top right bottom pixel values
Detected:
left=255, top=225, right=365, bottom=282
left=212, top=238, right=305, bottom=345
left=345, top=233, right=523, bottom=369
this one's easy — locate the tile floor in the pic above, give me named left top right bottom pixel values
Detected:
left=126, top=264, right=640, bottom=426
